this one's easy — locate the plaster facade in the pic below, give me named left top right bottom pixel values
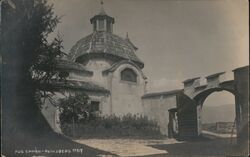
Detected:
left=107, top=63, right=146, bottom=115
left=142, top=94, right=177, bottom=136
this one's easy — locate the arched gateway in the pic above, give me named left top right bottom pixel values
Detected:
left=177, top=66, right=248, bottom=144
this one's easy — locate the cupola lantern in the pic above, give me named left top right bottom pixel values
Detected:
left=90, top=1, right=115, bottom=33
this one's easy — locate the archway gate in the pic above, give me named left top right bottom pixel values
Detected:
left=176, top=66, right=248, bottom=143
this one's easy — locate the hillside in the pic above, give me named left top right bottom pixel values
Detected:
left=202, top=104, right=235, bottom=123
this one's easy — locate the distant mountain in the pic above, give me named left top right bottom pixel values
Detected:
left=202, top=104, right=235, bottom=123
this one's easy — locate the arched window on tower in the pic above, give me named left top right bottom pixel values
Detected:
left=121, top=68, right=137, bottom=83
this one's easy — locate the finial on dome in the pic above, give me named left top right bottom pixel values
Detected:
left=99, top=0, right=106, bottom=15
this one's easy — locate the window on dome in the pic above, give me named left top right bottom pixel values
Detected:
left=107, top=22, right=112, bottom=32
left=99, top=19, right=104, bottom=30
left=121, top=68, right=137, bottom=83
left=93, top=22, right=97, bottom=31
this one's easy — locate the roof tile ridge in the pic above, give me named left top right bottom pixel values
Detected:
left=121, top=36, right=131, bottom=62
left=103, top=32, right=108, bottom=53
left=87, top=32, right=97, bottom=53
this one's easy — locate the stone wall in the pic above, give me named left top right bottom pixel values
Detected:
left=233, top=66, right=249, bottom=145
left=142, top=93, right=177, bottom=136
left=176, top=92, right=199, bottom=137
left=41, top=92, right=67, bottom=133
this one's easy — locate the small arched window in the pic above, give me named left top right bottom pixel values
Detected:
left=121, top=68, right=137, bottom=83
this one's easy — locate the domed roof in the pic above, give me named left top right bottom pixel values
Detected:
left=68, top=31, right=144, bottom=68
left=68, top=2, right=144, bottom=68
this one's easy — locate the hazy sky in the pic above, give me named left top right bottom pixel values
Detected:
left=49, top=0, right=248, bottom=106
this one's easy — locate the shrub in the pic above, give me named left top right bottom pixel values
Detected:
left=61, top=114, right=163, bottom=139
left=58, top=93, right=91, bottom=125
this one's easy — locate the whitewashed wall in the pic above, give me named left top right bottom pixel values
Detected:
left=108, top=63, right=146, bottom=116
left=142, top=94, right=177, bottom=136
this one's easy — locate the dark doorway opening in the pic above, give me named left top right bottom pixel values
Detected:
left=168, top=108, right=178, bottom=138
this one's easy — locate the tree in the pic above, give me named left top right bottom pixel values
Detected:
left=1, top=0, right=65, bottom=153
left=1, top=1, right=113, bottom=156
left=58, top=94, right=91, bottom=125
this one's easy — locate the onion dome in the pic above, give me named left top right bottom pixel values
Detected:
left=68, top=1, right=144, bottom=68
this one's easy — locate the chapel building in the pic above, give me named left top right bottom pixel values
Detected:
left=42, top=5, right=147, bottom=123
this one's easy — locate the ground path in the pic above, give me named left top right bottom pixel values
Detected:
left=75, top=138, right=181, bottom=156
left=202, top=130, right=236, bottom=139
left=75, top=135, right=238, bottom=157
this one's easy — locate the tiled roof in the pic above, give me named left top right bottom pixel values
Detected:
left=68, top=31, right=144, bottom=68
left=55, top=59, right=93, bottom=74
left=44, top=79, right=110, bottom=93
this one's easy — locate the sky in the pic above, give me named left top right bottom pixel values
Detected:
left=49, top=0, right=248, bottom=106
